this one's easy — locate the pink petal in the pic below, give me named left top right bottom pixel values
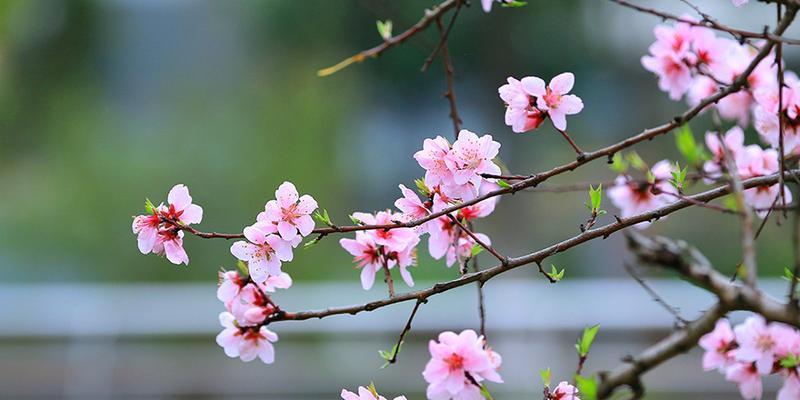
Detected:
left=167, top=184, right=193, bottom=211
left=180, top=204, right=203, bottom=225
left=277, top=221, right=298, bottom=241
left=520, top=76, right=546, bottom=97
left=244, top=225, right=267, bottom=244
left=549, top=72, right=575, bottom=94
left=549, top=110, right=567, bottom=131
left=276, top=181, right=299, bottom=208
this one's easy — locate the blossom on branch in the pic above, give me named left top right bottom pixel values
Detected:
left=131, top=184, right=203, bottom=265
left=258, top=181, right=318, bottom=241
left=230, top=223, right=295, bottom=283
left=607, top=160, right=677, bottom=229
left=423, top=329, right=502, bottom=400
left=499, top=73, right=583, bottom=132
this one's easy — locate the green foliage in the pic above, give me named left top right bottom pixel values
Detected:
left=668, top=162, right=689, bottom=192
left=575, top=375, right=598, bottom=400
left=144, top=198, right=156, bottom=215
left=378, top=341, right=402, bottom=369
left=675, top=124, right=709, bottom=166
left=539, top=367, right=552, bottom=388
left=376, top=20, right=393, bottom=40
left=415, top=178, right=431, bottom=197
left=626, top=151, right=647, bottom=171
left=780, top=353, right=800, bottom=369
left=313, top=209, right=332, bottom=226
left=471, top=244, right=483, bottom=257
left=367, top=382, right=379, bottom=397
left=501, top=0, right=527, bottom=7
left=609, top=152, right=628, bottom=173
left=236, top=260, right=249, bottom=277
left=479, top=384, right=494, bottom=399
left=549, top=265, right=565, bottom=282
left=349, top=214, right=363, bottom=225
left=585, top=184, right=606, bottom=216
left=576, top=324, right=600, bottom=357
left=497, top=179, right=512, bottom=189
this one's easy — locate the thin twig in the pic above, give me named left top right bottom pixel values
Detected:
left=387, top=298, right=426, bottom=364
left=436, top=16, right=462, bottom=136
left=623, top=262, right=688, bottom=326
left=448, top=215, right=507, bottom=264
left=421, top=0, right=463, bottom=72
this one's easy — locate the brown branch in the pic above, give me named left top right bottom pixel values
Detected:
left=610, top=0, right=800, bottom=45
left=270, top=170, right=798, bottom=323
left=382, top=257, right=396, bottom=298
left=623, top=262, right=687, bottom=327
left=448, top=215, right=507, bottom=264
left=316, top=0, right=459, bottom=77
left=436, top=16, right=462, bottom=137
left=387, top=298, right=426, bottom=365
left=421, top=0, right=462, bottom=72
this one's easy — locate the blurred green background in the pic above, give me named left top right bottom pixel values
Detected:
left=0, top=1, right=799, bottom=398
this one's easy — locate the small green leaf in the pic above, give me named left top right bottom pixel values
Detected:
left=626, top=151, right=647, bottom=171
left=500, top=0, right=527, bottom=7
left=587, top=184, right=603, bottom=213
left=549, top=265, right=565, bottom=282
left=609, top=152, right=628, bottom=173
left=497, top=180, right=513, bottom=189
left=367, top=382, right=379, bottom=398
left=313, top=209, right=332, bottom=226
left=378, top=341, right=403, bottom=368
left=780, top=353, right=800, bottom=368
left=669, top=162, right=689, bottom=191
left=303, top=237, right=320, bottom=249
left=376, top=20, right=393, bottom=40
left=646, top=170, right=656, bottom=184
left=479, top=384, right=494, bottom=399
left=471, top=244, right=483, bottom=257
left=576, top=324, right=600, bottom=357
left=539, top=367, right=552, bottom=388
left=236, top=260, right=249, bottom=277
left=722, top=195, right=739, bottom=212
left=145, top=198, right=156, bottom=214
left=785, top=266, right=796, bottom=281
left=575, top=375, right=598, bottom=400
left=350, top=214, right=363, bottom=225
left=415, top=179, right=431, bottom=197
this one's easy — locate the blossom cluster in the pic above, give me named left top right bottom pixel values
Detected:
left=499, top=72, right=584, bottom=133
left=230, top=181, right=317, bottom=283
left=132, top=184, right=203, bottom=265
left=341, top=130, right=500, bottom=290
left=700, top=316, right=800, bottom=399
left=423, top=330, right=503, bottom=400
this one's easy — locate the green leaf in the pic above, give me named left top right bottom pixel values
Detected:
left=236, top=260, right=249, bottom=277
left=626, top=151, right=647, bottom=171
left=313, top=209, right=332, bottom=226
left=785, top=266, right=796, bottom=281
left=367, top=382, right=379, bottom=398
left=576, top=324, right=600, bottom=357
left=479, top=384, right=494, bottom=399
left=669, top=162, right=689, bottom=191
left=376, top=20, right=392, bottom=40
left=722, top=195, right=739, bottom=212
left=145, top=198, right=156, bottom=214
left=549, top=265, right=565, bottom=282
left=646, top=170, right=656, bottom=184
left=415, top=179, right=431, bottom=197
left=471, top=244, right=483, bottom=257
left=497, top=179, right=512, bottom=189
left=539, top=367, right=552, bottom=388
left=780, top=353, right=800, bottom=368
left=609, top=152, right=628, bottom=173
left=379, top=341, right=403, bottom=369
left=587, top=184, right=603, bottom=213
left=349, top=214, right=363, bottom=225
left=575, top=375, right=598, bottom=400
left=303, top=236, right=320, bottom=249
left=500, top=0, right=527, bottom=7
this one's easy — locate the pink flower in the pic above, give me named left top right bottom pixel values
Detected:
left=480, top=0, right=495, bottom=13
left=726, top=362, right=762, bottom=400
left=340, top=231, right=383, bottom=290
left=779, top=374, right=800, bottom=400
left=228, top=283, right=276, bottom=327
left=217, top=270, right=244, bottom=302
left=257, top=272, right=293, bottom=292
left=733, top=0, right=748, bottom=7
left=552, top=381, right=581, bottom=400
left=498, top=77, right=547, bottom=133
left=230, top=224, right=294, bottom=282
left=423, top=330, right=503, bottom=400
left=642, top=52, right=693, bottom=101
left=427, top=216, right=492, bottom=267
left=392, top=234, right=420, bottom=287
left=415, top=136, right=455, bottom=190
left=703, top=126, right=745, bottom=180
left=735, top=145, right=793, bottom=217
left=395, top=184, right=434, bottom=233
left=258, top=181, right=317, bottom=241
left=734, top=315, right=781, bottom=375
left=650, top=20, right=694, bottom=57
left=444, top=130, right=501, bottom=194
left=340, top=386, right=407, bottom=400
left=519, top=73, right=584, bottom=130
left=754, top=105, right=800, bottom=156
left=351, top=211, right=418, bottom=252
left=699, top=319, right=736, bottom=372
left=607, top=160, right=677, bottom=228
left=131, top=184, right=203, bottom=263
left=215, top=311, right=279, bottom=364
left=152, top=229, right=189, bottom=265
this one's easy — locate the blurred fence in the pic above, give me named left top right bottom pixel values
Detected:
left=0, top=278, right=791, bottom=399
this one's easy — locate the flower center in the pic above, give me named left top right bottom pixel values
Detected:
left=281, top=203, right=300, bottom=221
left=543, top=87, right=561, bottom=109
left=444, top=353, right=465, bottom=372
left=756, top=334, right=775, bottom=352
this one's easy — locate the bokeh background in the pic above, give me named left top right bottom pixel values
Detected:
left=1, top=0, right=799, bottom=398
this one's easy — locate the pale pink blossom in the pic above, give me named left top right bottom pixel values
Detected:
left=734, top=315, right=782, bottom=375
left=642, top=52, right=693, bottom=100
left=498, top=77, right=547, bottom=133
left=258, top=181, right=317, bottom=241
left=754, top=105, right=800, bottom=156
left=444, top=130, right=501, bottom=195
left=215, top=311, right=279, bottom=364
left=152, top=229, right=189, bottom=265
left=163, top=184, right=204, bottom=225
left=351, top=211, right=417, bottom=252
left=415, top=136, right=455, bottom=190
left=395, top=184, right=434, bottom=234
left=132, top=213, right=161, bottom=254
left=446, top=234, right=491, bottom=268
left=257, top=272, right=293, bottom=292
left=726, top=362, right=762, bottom=400
left=552, top=381, right=581, bottom=400
left=392, top=234, right=420, bottom=287
left=779, top=374, right=800, bottom=400
left=480, top=0, right=495, bottom=13
left=699, top=319, right=736, bottom=372
left=230, top=224, right=294, bottom=282
left=340, top=386, right=407, bottom=400
left=340, top=231, right=384, bottom=290
left=733, top=0, right=748, bottom=7
left=423, top=330, right=503, bottom=400
left=735, top=145, right=793, bottom=217
left=217, top=270, right=244, bottom=302
left=607, top=160, right=677, bottom=228
left=703, top=126, right=745, bottom=180
left=228, top=283, right=275, bottom=327
left=519, top=73, right=584, bottom=130
left=650, top=19, right=694, bottom=57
